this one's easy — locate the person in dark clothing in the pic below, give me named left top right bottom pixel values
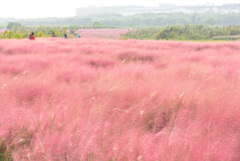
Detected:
left=29, top=32, right=35, bottom=40
left=63, top=33, right=68, bottom=39
left=52, top=32, right=57, bottom=37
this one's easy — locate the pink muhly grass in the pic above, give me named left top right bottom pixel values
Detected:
left=0, top=38, right=240, bottom=160
left=75, top=29, right=136, bottom=38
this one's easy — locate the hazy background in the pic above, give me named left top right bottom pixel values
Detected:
left=0, top=0, right=240, bottom=18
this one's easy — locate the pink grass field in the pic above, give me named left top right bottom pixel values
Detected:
left=75, top=29, right=135, bottom=38
left=0, top=38, right=240, bottom=160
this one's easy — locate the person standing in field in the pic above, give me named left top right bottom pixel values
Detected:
left=29, top=32, right=35, bottom=40
left=63, top=33, right=68, bottom=39
left=52, top=32, right=57, bottom=37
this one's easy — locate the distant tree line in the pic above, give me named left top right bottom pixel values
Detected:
left=2, top=22, right=240, bottom=41
left=123, top=25, right=240, bottom=40
left=1, top=13, right=240, bottom=27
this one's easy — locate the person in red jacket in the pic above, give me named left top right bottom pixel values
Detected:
left=29, top=32, right=35, bottom=40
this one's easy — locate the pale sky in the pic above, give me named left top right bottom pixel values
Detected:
left=0, top=0, right=240, bottom=18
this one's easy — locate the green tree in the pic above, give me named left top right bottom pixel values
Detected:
left=92, top=22, right=104, bottom=28
left=7, top=22, right=22, bottom=30
left=205, top=17, right=217, bottom=26
left=191, top=14, right=198, bottom=25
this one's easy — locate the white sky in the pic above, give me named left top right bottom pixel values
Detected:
left=0, top=0, right=240, bottom=18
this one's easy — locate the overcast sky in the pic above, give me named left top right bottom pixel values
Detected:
left=0, top=0, right=240, bottom=18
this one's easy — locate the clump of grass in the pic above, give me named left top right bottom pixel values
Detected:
left=0, top=139, right=13, bottom=161
left=118, top=50, right=154, bottom=63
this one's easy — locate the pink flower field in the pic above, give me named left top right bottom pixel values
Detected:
left=75, top=29, right=135, bottom=38
left=0, top=38, right=240, bottom=160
